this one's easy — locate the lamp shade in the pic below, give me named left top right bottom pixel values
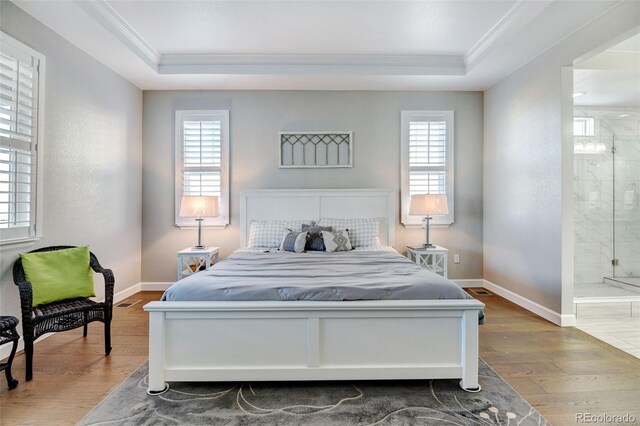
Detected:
left=179, top=196, right=220, bottom=218
left=409, top=194, right=449, bottom=216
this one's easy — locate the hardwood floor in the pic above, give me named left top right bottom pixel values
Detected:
left=0, top=292, right=156, bottom=426
left=478, top=292, right=640, bottom=425
left=1, top=290, right=639, bottom=425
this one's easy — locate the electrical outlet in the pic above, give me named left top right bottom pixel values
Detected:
left=454, top=254, right=460, bottom=264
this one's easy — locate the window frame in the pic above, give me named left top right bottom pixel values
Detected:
left=174, top=109, right=229, bottom=229
left=400, top=110, right=454, bottom=227
left=0, top=32, right=45, bottom=246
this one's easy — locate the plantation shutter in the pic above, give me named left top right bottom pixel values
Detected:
left=182, top=119, right=222, bottom=197
left=401, top=111, right=454, bottom=225
left=0, top=37, right=41, bottom=240
left=408, top=119, right=447, bottom=196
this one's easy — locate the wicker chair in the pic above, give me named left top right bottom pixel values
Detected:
left=12, top=246, right=114, bottom=381
left=0, top=316, right=20, bottom=389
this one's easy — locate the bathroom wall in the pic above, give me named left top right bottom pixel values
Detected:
left=574, top=107, right=640, bottom=284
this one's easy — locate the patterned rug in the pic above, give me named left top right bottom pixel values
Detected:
left=79, top=360, right=548, bottom=425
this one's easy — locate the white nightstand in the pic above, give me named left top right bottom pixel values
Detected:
left=177, top=247, right=220, bottom=281
left=406, top=245, right=448, bottom=278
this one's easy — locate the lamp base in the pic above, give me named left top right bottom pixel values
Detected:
left=192, top=245, right=206, bottom=250
left=194, top=217, right=205, bottom=250
left=423, top=216, right=435, bottom=248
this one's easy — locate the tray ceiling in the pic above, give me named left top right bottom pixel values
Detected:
left=11, top=0, right=624, bottom=90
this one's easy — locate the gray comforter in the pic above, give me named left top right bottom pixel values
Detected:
left=163, top=250, right=483, bottom=322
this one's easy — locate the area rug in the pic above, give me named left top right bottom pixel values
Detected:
left=79, top=360, right=548, bottom=425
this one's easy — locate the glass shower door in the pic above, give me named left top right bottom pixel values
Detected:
left=612, top=135, right=640, bottom=286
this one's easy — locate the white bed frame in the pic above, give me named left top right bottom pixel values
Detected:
left=144, top=189, right=484, bottom=393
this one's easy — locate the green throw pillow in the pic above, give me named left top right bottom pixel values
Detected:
left=20, top=246, right=95, bottom=307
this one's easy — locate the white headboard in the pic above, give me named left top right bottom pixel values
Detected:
left=240, top=189, right=396, bottom=247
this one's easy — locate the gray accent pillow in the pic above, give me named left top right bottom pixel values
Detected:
left=321, top=230, right=353, bottom=252
left=279, top=230, right=308, bottom=253
left=301, top=224, right=332, bottom=251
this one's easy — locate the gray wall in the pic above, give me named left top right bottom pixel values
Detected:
left=0, top=2, right=143, bottom=336
left=142, top=90, right=483, bottom=282
left=483, top=1, right=640, bottom=314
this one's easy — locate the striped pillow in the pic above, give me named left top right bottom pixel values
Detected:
left=279, top=230, right=308, bottom=253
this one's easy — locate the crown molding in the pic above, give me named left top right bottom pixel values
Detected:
left=464, top=0, right=552, bottom=70
left=76, top=0, right=161, bottom=67
left=158, top=53, right=466, bottom=76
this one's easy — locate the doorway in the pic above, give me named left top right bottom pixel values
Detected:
left=572, top=33, right=640, bottom=358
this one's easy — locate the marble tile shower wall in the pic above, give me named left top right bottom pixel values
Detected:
left=574, top=107, right=640, bottom=284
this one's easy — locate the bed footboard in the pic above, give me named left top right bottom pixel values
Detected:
left=144, top=299, right=484, bottom=392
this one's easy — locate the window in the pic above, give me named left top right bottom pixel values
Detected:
left=574, top=117, right=595, bottom=136
left=0, top=32, right=45, bottom=245
left=401, top=110, right=454, bottom=226
left=175, top=110, right=229, bottom=227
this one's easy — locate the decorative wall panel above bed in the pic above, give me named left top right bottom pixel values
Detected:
left=279, top=132, right=353, bottom=168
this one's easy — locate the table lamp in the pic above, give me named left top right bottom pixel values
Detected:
left=409, top=194, right=449, bottom=248
left=179, top=195, right=219, bottom=249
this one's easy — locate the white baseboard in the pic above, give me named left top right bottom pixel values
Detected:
left=0, top=282, right=146, bottom=361
left=113, top=282, right=142, bottom=302
left=140, top=282, right=173, bottom=291
left=454, top=279, right=485, bottom=288
left=482, top=279, right=574, bottom=327
left=559, top=314, right=576, bottom=327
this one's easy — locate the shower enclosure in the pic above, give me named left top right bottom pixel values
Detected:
left=574, top=109, right=640, bottom=299
left=608, top=135, right=640, bottom=288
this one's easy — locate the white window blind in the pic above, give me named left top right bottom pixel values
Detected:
left=0, top=32, right=44, bottom=244
left=401, top=111, right=454, bottom=226
left=573, top=116, right=595, bottom=136
left=175, top=110, right=229, bottom=227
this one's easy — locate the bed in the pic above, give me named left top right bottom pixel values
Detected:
left=144, top=189, right=485, bottom=393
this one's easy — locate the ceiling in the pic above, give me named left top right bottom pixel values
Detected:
left=575, top=33, right=640, bottom=107
left=12, top=0, right=625, bottom=91
left=108, top=1, right=513, bottom=56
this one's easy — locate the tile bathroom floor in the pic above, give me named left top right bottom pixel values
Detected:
left=575, top=301, right=640, bottom=358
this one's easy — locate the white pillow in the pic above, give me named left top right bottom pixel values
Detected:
left=317, top=218, right=381, bottom=248
left=247, top=220, right=308, bottom=248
